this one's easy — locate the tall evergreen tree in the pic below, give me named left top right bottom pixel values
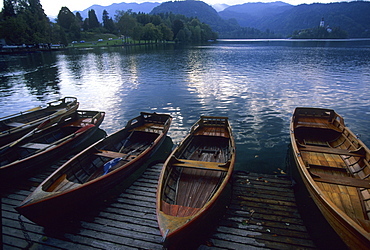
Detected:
left=75, top=12, right=83, bottom=24
left=88, top=9, right=100, bottom=29
left=102, top=9, right=115, bottom=33
left=57, top=7, right=75, bottom=30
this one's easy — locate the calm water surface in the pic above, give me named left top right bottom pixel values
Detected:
left=1, top=39, right=370, bottom=173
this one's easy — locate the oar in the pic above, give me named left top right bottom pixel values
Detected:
left=31, top=124, right=95, bottom=155
left=118, top=130, right=135, bottom=153
left=0, top=106, right=42, bottom=120
left=103, top=142, right=150, bottom=175
left=0, top=109, right=68, bottom=154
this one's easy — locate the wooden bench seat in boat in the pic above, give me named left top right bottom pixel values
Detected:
left=299, top=144, right=365, bottom=157
left=94, top=150, right=127, bottom=159
left=172, top=158, right=229, bottom=171
left=194, top=126, right=228, bottom=137
left=21, top=143, right=55, bottom=150
left=134, top=123, right=164, bottom=133
left=308, top=164, right=348, bottom=173
left=67, top=118, right=93, bottom=127
left=6, top=122, right=28, bottom=128
left=295, top=117, right=342, bottom=132
left=310, top=171, right=370, bottom=188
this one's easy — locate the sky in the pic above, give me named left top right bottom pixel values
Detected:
left=0, top=0, right=357, bottom=17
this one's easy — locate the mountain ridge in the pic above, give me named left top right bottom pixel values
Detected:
left=74, top=1, right=370, bottom=38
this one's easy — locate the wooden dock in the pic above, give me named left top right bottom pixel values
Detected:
left=1, top=162, right=317, bottom=249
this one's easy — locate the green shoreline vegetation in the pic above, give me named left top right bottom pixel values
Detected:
left=1, top=0, right=364, bottom=49
left=0, top=0, right=217, bottom=48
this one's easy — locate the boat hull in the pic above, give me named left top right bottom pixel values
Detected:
left=0, top=97, right=79, bottom=147
left=16, top=148, right=155, bottom=226
left=158, top=183, right=231, bottom=249
left=156, top=116, right=235, bottom=249
left=16, top=112, right=172, bottom=227
left=290, top=107, right=370, bottom=249
left=0, top=110, right=105, bottom=178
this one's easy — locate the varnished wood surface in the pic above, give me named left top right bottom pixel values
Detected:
left=291, top=107, right=370, bottom=248
left=1, top=162, right=316, bottom=249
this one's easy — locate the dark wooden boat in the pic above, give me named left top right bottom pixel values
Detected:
left=0, top=110, right=105, bottom=178
left=0, top=97, right=79, bottom=147
left=156, top=116, right=235, bottom=248
left=15, top=112, right=172, bottom=226
left=290, top=107, right=370, bottom=249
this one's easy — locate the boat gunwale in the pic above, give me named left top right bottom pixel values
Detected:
left=0, top=97, right=79, bottom=134
left=156, top=116, right=236, bottom=245
left=0, top=110, right=105, bottom=174
left=290, top=107, right=370, bottom=249
left=17, top=113, right=172, bottom=209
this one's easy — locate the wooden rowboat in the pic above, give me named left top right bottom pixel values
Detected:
left=0, top=110, right=105, bottom=178
left=0, top=97, right=79, bottom=147
left=290, top=107, right=370, bottom=249
left=15, top=112, right=171, bottom=226
left=156, top=116, right=235, bottom=248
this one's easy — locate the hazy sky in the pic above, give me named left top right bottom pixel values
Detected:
left=0, top=0, right=357, bottom=17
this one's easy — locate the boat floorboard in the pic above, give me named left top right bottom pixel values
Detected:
left=1, top=161, right=317, bottom=249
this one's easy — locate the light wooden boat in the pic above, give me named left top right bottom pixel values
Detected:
left=0, top=97, right=79, bottom=147
left=290, top=107, right=370, bottom=249
left=156, top=116, right=235, bottom=248
left=0, top=110, right=105, bottom=178
left=15, top=112, right=171, bottom=226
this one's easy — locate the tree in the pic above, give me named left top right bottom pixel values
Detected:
left=116, top=10, right=137, bottom=41
left=57, top=7, right=76, bottom=30
left=75, top=12, right=83, bottom=25
left=102, top=9, right=109, bottom=27
left=132, top=25, right=143, bottom=42
left=0, top=15, right=28, bottom=43
left=136, top=13, right=151, bottom=26
left=190, top=25, right=201, bottom=42
left=0, top=0, right=52, bottom=44
left=142, top=23, right=162, bottom=42
left=2, top=0, right=16, bottom=18
left=159, top=23, right=173, bottom=41
left=173, top=19, right=184, bottom=38
left=88, top=9, right=100, bottom=30
left=102, top=10, right=115, bottom=33
left=50, top=23, right=68, bottom=45
left=56, top=7, right=81, bottom=42
left=82, top=18, right=89, bottom=31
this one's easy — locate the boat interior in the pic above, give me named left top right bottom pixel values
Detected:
left=161, top=127, right=233, bottom=218
left=1, top=111, right=55, bottom=131
left=294, top=117, right=370, bottom=231
left=43, top=122, right=164, bottom=193
left=0, top=125, right=82, bottom=166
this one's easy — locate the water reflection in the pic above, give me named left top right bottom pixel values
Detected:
left=1, top=41, right=369, bottom=173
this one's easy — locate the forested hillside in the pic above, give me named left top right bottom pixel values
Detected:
left=150, top=1, right=232, bottom=34
left=150, top=1, right=279, bottom=38
left=220, top=1, right=370, bottom=38
left=76, top=2, right=161, bottom=22
left=151, top=0, right=370, bottom=38
left=0, top=0, right=217, bottom=46
left=219, top=1, right=293, bottom=28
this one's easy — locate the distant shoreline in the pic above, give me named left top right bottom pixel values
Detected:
left=217, top=38, right=370, bottom=42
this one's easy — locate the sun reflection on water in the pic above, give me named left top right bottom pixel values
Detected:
left=1, top=42, right=369, bottom=173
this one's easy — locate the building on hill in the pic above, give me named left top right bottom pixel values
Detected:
left=320, top=18, right=325, bottom=28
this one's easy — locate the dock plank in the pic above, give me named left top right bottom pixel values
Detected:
left=1, top=162, right=317, bottom=249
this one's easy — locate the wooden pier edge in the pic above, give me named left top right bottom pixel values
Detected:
left=1, top=163, right=316, bottom=249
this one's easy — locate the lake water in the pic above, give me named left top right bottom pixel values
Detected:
left=1, top=39, right=370, bottom=174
